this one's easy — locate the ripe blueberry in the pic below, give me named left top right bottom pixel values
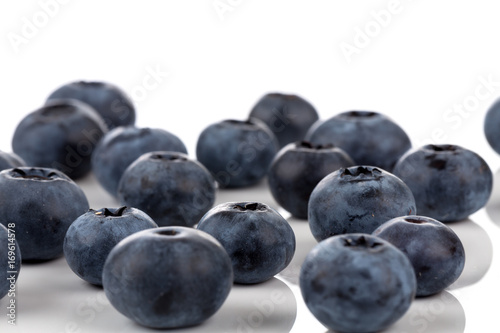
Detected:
left=305, top=110, right=411, bottom=171
left=0, top=167, right=89, bottom=261
left=484, top=98, right=500, bottom=155
left=268, top=141, right=354, bottom=219
left=118, top=151, right=216, bottom=227
left=300, top=233, right=416, bottom=332
left=373, top=215, right=465, bottom=297
left=92, top=126, right=187, bottom=196
left=47, top=80, right=135, bottom=130
left=249, top=93, right=319, bottom=147
left=12, top=99, right=107, bottom=179
left=308, top=165, right=416, bottom=241
left=196, top=119, right=278, bottom=188
left=1, top=224, right=21, bottom=299
left=197, top=201, right=295, bottom=284
left=102, top=227, right=233, bottom=328
left=63, top=206, right=158, bottom=286
left=0, top=151, right=25, bottom=171
left=393, top=144, right=492, bottom=222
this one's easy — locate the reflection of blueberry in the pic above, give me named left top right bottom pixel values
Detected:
left=268, top=141, right=354, bottom=219
left=118, top=151, right=216, bottom=227
left=393, top=144, right=492, bottom=222
left=92, top=126, right=187, bottom=197
left=64, top=206, right=158, bottom=286
left=102, top=227, right=233, bottom=329
left=249, top=93, right=319, bottom=148
left=197, top=202, right=295, bottom=284
left=12, top=99, right=107, bottom=179
left=0, top=167, right=89, bottom=261
left=196, top=119, right=278, bottom=188
left=1, top=224, right=21, bottom=299
left=308, top=165, right=416, bottom=241
left=219, top=277, right=298, bottom=332
left=47, top=80, right=135, bottom=130
left=373, top=215, right=465, bottom=297
left=0, top=151, right=25, bottom=171
left=300, top=233, right=416, bottom=332
left=305, top=111, right=411, bottom=171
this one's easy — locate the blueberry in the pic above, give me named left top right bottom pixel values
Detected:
left=102, top=227, right=233, bottom=329
left=484, top=98, right=500, bottom=154
left=305, top=111, right=411, bottom=171
left=197, top=201, right=295, bottom=284
left=0, top=167, right=89, bottom=261
left=196, top=119, right=278, bottom=188
left=392, top=144, right=492, bottom=222
left=308, top=165, right=416, bottom=241
left=373, top=215, right=465, bottom=297
left=47, top=80, right=135, bottom=130
left=300, top=234, right=416, bottom=332
left=92, top=126, right=187, bottom=196
left=12, top=99, right=108, bottom=179
left=1, top=223, right=21, bottom=299
left=0, top=151, right=25, bottom=171
left=268, top=141, right=354, bottom=219
left=249, top=93, right=319, bottom=148
left=117, top=151, right=216, bottom=227
left=63, top=206, right=158, bottom=286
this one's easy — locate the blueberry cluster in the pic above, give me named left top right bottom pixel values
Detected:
left=0, top=82, right=496, bottom=332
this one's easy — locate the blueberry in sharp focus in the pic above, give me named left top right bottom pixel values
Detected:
left=305, top=110, right=411, bottom=171
left=1, top=223, right=21, bottom=300
left=268, top=141, right=354, bottom=219
left=12, top=99, right=108, bottom=179
left=300, top=233, right=416, bottom=332
left=308, top=165, right=416, bottom=241
left=63, top=206, right=158, bottom=286
left=47, top=80, right=135, bottom=129
left=196, top=118, right=278, bottom=188
left=392, top=144, right=492, bottom=222
left=102, top=227, right=233, bottom=329
left=197, top=201, right=296, bottom=284
left=0, top=167, right=89, bottom=261
left=249, top=93, right=319, bottom=148
left=118, top=151, right=216, bottom=227
left=0, top=151, right=25, bottom=171
left=373, top=215, right=465, bottom=297
left=92, top=126, right=187, bottom=197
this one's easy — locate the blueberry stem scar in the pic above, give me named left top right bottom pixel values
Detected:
left=98, top=206, right=128, bottom=217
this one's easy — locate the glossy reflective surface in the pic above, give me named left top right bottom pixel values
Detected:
left=1, top=173, right=498, bottom=332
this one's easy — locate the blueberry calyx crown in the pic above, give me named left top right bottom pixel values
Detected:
left=342, top=235, right=383, bottom=249
left=424, top=144, right=458, bottom=153
left=157, top=229, right=178, bottom=236
left=404, top=217, right=426, bottom=224
left=340, top=166, right=382, bottom=181
left=424, top=145, right=458, bottom=170
left=75, top=81, right=105, bottom=87
left=224, top=119, right=255, bottom=127
left=150, top=153, right=187, bottom=162
left=232, top=202, right=267, bottom=211
left=94, top=206, right=128, bottom=217
left=297, top=141, right=334, bottom=150
left=342, top=111, right=379, bottom=118
left=9, top=168, right=60, bottom=181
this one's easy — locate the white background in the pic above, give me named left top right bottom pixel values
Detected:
left=1, top=1, right=500, bottom=332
